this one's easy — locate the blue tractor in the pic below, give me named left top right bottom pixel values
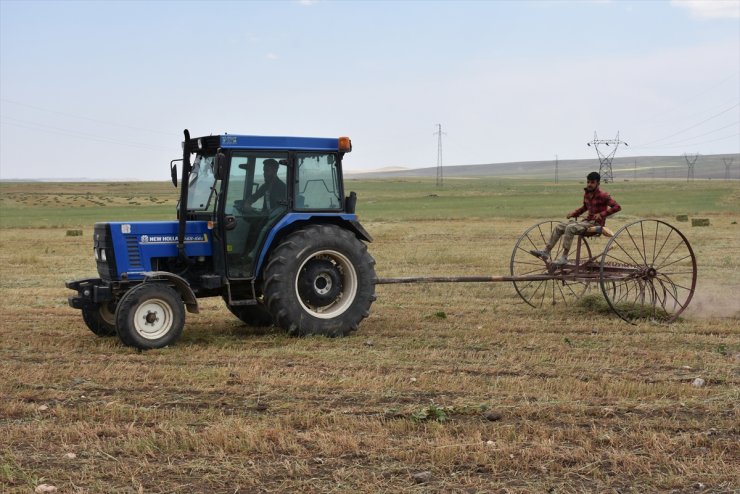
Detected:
left=66, top=130, right=377, bottom=349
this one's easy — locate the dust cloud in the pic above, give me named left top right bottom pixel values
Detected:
left=684, top=283, right=740, bottom=319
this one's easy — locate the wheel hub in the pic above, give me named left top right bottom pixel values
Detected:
left=144, top=310, right=159, bottom=325
left=639, top=266, right=658, bottom=279
left=133, top=299, right=173, bottom=340
left=298, top=259, right=343, bottom=306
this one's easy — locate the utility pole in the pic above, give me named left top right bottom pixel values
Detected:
left=586, top=131, right=628, bottom=183
left=684, top=153, right=699, bottom=182
left=723, top=157, right=735, bottom=180
left=434, top=124, right=445, bottom=188
left=555, top=154, right=559, bottom=183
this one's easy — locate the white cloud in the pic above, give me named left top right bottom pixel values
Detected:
left=299, top=0, right=317, bottom=5
left=266, top=52, right=278, bottom=60
left=671, top=0, right=740, bottom=19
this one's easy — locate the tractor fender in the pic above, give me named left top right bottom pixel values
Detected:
left=140, top=271, right=199, bottom=314
left=254, top=214, right=372, bottom=276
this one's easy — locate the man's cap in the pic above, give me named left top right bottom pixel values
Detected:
left=263, top=158, right=279, bottom=168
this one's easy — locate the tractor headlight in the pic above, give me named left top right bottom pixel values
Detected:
left=94, top=249, right=99, bottom=261
left=100, top=249, right=107, bottom=262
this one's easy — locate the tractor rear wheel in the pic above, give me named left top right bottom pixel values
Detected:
left=263, top=224, right=376, bottom=337
left=81, top=302, right=117, bottom=337
left=115, top=283, right=185, bottom=349
left=223, top=298, right=274, bottom=327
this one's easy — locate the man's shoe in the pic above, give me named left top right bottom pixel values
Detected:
left=551, top=255, right=569, bottom=266
left=530, top=249, right=551, bottom=260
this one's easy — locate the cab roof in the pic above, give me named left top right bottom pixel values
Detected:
left=191, top=135, right=343, bottom=153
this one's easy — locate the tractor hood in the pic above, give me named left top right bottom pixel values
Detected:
left=95, top=221, right=212, bottom=281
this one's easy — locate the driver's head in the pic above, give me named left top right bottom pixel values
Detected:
left=263, top=159, right=279, bottom=180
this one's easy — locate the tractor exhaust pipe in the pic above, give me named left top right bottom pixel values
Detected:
left=177, top=129, right=192, bottom=263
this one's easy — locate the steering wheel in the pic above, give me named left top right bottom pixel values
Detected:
left=234, top=200, right=255, bottom=214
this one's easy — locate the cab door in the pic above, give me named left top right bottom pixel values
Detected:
left=222, top=151, right=289, bottom=278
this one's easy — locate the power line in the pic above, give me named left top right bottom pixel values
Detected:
left=635, top=132, right=740, bottom=151
left=633, top=121, right=739, bottom=149
left=0, top=116, right=169, bottom=151
left=633, top=72, right=740, bottom=126
left=632, top=103, right=740, bottom=148
left=642, top=97, right=740, bottom=131
left=0, top=98, right=177, bottom=136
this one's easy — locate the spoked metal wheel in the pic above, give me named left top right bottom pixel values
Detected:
left=511, top=220, right=593, bottom=308
left=599, top=219, right=697, bottom=323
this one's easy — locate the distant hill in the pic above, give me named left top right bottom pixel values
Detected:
left=347, top=154, right=740, bottom=181
left=3, top=154, right=738, bottom=182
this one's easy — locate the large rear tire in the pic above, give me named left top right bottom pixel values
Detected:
left=115, top=283, right=185, bottom=349
left=81, top=302, right=117, bottom=337
left=263, top=224, right=376, bottom=337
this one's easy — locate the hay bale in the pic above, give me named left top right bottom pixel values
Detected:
left=66, top=229, right=83, bottom=237
left=675, top=214, right=688, bottom=222
left=691, top=218, right=710, bottom=227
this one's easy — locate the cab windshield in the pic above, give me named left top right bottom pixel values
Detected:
left=187, top=154, right=218, bottom=211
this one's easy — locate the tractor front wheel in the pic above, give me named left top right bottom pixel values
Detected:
left=263, top=224, right=376, bottom=337
left=115, top=283, right=185, bottom=349
left=81, top=302, right=117, bottom=337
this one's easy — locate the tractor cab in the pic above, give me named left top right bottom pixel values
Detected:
left=175, top=134, right=356, bottom=281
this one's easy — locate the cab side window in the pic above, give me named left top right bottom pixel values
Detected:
left=295, top=153, right=341, bottom=210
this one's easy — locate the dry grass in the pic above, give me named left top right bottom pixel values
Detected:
left=0, top=182, right=738, bottom=493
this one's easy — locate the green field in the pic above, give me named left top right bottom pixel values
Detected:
left=1, top=179, right=738, bottom=493
left=347, top=178, right=740, bottom=220
left=2, top=179, right=737, bottom=228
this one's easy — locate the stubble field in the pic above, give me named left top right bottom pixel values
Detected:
left=1, top=178, right=738, bottom=493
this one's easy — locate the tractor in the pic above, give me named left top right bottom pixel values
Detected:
left=66, top=130, right=377, bottom=349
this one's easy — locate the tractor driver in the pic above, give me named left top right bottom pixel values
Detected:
left=530, top=171, right=621, bottom=266
left=242, top=158, right=287, bottom=211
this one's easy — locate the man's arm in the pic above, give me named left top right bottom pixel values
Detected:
left=569, top=202, right=588, bottom=219
left=246, top=184, right=267, bottom=204
left=602, top=194, right=621, bottom=218
left=593, top=194, right=621, bottom=222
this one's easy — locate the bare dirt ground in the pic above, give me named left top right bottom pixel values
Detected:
left=1, top=182, right=738, bottom=493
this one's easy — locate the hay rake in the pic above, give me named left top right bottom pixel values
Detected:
left=376, top=219, right=697, bottom=324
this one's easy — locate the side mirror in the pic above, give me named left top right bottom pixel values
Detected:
left=214, top=151, right=227, bottom=180
left=169, top=159, right=181, bottom=187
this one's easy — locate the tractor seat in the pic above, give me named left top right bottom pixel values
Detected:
left=582, top=225, right=614, bottom=238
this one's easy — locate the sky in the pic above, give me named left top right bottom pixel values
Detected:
left=1, top=0, right=738, bottom=180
